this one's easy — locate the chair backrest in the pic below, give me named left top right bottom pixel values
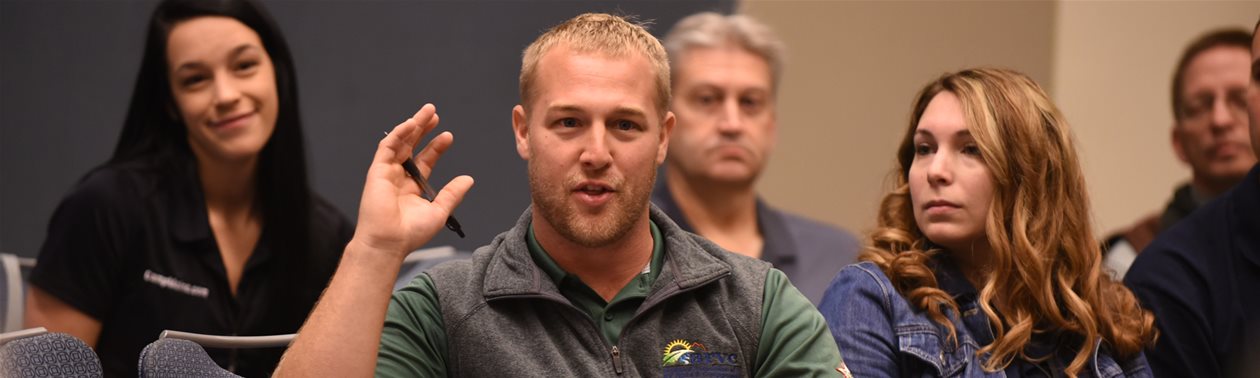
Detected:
left=138, top=330, right=294, bottom=377
left=0, top=327, right=47, bottom=345
left=1, top=252, right=36, bottom=333
left=0, top=328, right=103, bottom=378
left=138, top=338, right=240, bottom=378
left=395, top=245, right=471, bottom=291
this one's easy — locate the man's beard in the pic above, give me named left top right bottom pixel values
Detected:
left=528, top=163, right=656, bottom=248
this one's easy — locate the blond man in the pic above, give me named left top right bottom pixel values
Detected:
left=276, top=13, right=841, bottom=377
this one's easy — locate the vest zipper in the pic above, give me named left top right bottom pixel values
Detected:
left=490, top=270, right=732, bottom=375
left=495, top=293, right=627, bottom=374
left=611, top=346, right=624, bottom=374
left=608, top=271, right=732, bottom=374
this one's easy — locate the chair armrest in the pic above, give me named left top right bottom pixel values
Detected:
left=159, top=330, right=295, bottom=349
left=0, top=327, right=47, bottom=345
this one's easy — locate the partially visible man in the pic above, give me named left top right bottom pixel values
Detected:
left=654, top=12, right=859, bottom=304
left=275, top=13, right=842, bottom=377
left=1123, top=23, right=1260, bottom=378
left=1104, top=28, right=1254, bottom=278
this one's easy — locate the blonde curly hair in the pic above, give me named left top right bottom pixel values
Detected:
left=863, top=68, right=1157, bottom=376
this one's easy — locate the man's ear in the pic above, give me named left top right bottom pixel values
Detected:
left=513, top=105, right=530, bottom=160
left=1171, top=123, right=1190, bottom=165
left=657, top=111, right=675, bottom=165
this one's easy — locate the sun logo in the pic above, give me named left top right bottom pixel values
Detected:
left=662, top=339, right=694, bottom=366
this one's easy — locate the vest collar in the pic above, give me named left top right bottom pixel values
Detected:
left=481, top=204, right=732, bottom=300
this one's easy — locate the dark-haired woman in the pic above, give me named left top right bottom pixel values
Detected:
left=25, top=0, right=351, bottom=376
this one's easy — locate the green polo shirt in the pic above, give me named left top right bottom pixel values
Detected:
left=525, top=221, right=664, bottom=345
left=376, top=221, right=842, bottom=377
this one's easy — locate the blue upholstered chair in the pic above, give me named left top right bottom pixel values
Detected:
left=394, top=245, right=471, bottom=291
left=139, top=330, right=297, bottom=377
left=138, top=337, right=241, bottom=378
left=0, top=327, right=103, bottom=377
left=0, top=252, right=37, bottom=332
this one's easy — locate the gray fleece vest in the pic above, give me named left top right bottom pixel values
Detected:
left=425, top=205, right=771, bottom=377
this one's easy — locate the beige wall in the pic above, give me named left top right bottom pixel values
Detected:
left=1053, top=2, right=1255, bottom=236
left=741, top=1, right=1056, bottom=237
left=742, top=0, right=1256, bottom=239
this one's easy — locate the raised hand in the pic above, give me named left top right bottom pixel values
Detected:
left=275, top=103, right=474, bottom=377
left=351, top=103, right=474, bottom=258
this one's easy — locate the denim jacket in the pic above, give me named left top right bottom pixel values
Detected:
left=820, top=261, right=1151, bottom=377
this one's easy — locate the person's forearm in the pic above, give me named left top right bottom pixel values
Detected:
left=274, top=240, right=405, bottom=377
left=24, top=286, right=103, bottom=348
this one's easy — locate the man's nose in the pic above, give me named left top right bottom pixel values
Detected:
left=579, top=124, right=613, bottom=170
left=716, top=99, right=744, bottom=135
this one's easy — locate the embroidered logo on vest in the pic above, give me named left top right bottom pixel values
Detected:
left=661, top=339, right=740, bottom=377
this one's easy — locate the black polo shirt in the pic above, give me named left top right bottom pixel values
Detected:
left=30, top=161, right=352, bottom=377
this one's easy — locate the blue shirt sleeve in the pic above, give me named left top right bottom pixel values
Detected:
left=819, top=263, right=900, bottom=378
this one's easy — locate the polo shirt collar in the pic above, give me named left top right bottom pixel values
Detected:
left=481, top=205, right=731, bottom=300
left=651, top=175, right=797, bottom=269
left=525, top=218, right=664, bottom=290
left=756, top=198, right=798, bottom=270
left=162, top=159, right=274, bottom=271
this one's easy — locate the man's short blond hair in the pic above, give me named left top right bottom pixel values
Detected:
left=663, top=12, right=786, bottom=92
left=519, top=13, right=671, bottom=114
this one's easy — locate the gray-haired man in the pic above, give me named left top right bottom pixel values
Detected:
left=654, top=12, right=860, bottom=304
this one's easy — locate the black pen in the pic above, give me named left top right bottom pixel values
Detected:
left=385, top=131, right=466, bottom=238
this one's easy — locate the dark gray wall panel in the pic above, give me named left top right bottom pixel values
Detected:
left=1, top=0, right=734, bottom=257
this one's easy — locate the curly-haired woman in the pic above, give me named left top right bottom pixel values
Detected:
left=820, top=68, right=1157, bottom=377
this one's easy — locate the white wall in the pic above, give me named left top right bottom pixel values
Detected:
left=1052, top=1, right=1256, bottom=235
left=742, top=0, right=1257, bottom=239
left=742, top=1, right=1055, bottom=236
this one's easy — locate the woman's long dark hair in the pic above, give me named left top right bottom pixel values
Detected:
left=113, top=0, right=316, bottom=331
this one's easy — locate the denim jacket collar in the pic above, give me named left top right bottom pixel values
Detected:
left=932, top=257, right=1062, bottom=361
left=884, top=257, right=1151, bottom=377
